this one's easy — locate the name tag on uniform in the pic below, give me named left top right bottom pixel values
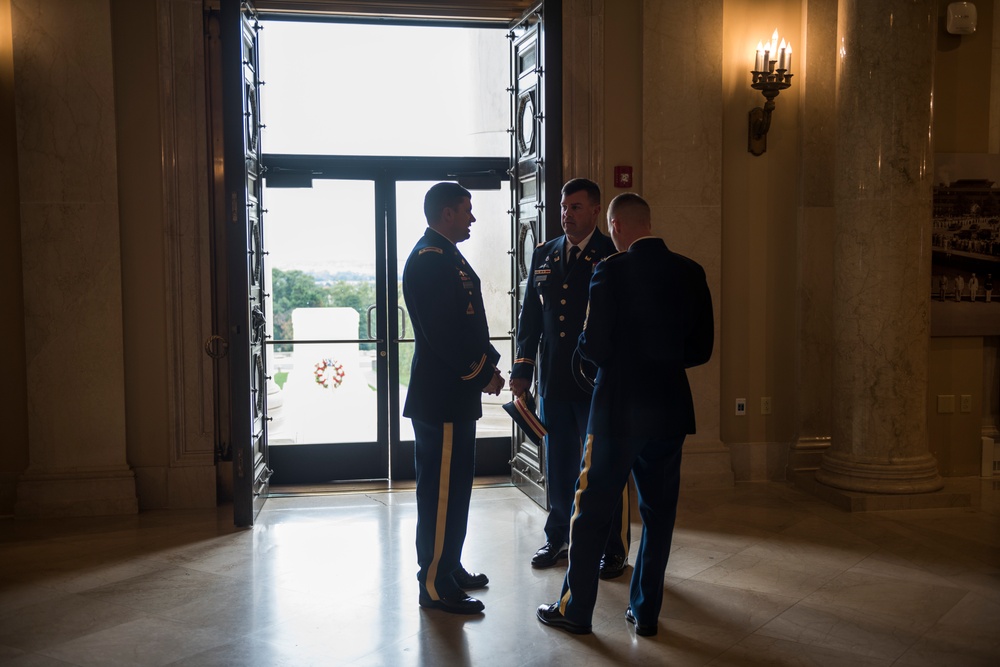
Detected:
left=458, top=270, right=474, bottom=290
left=534, top=268, right=551, bottom=283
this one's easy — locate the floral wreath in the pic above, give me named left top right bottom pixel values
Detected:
left=313, top=358, right=346, bottom=390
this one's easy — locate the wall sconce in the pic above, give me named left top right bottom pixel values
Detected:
left=748, top=29, right=793, bottom=156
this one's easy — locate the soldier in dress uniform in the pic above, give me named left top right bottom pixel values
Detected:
left=537, top=192, right=715, bottom=637
left=402, top=182, right=505, bottom=615
left=510, top=178, right=631, bottom=577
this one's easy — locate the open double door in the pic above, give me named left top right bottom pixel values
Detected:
left=218, top=0, right=561, bottom=526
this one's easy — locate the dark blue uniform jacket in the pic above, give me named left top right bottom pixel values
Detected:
left=402, top=227, right=501, bottom=422
left=512, top=229, right=616, bottom=402
left=578, top=237, right=714, bottom=438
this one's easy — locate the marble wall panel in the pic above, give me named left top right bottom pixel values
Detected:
left=13, top=0, right=127, bottom=465
left=644, top=1, right=725, bottom=482
left=799, top=0, right=838, bottom=208
left=11, top=0, right=118, bottom=205
left=791, top=0, right=838, bottom=471
left=796, top=206, right=834, bottom=441
left=12, top=0, right=133, bottom=513
left=643, top=0, right=723, bottom=208
left=654, top=205, right=722, bottom=445
left=562, top=0, right=604, bottom=188
left=154, top=0, right=215, bottom=471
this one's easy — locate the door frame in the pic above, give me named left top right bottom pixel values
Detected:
left=213, top=3, right=561, bottom=520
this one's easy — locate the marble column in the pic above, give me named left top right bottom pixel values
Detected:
left=815, top=0, right=942, bottom=495
left=12, top=0, right=136, bottom=516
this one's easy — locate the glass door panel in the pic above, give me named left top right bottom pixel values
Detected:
left=394, top=181, right=514, bottom=442
left=261, top=166, right=511, bottom=484
left=264, top=180, right=381, bottom=450
left=260, top=22, right=509, bottom=158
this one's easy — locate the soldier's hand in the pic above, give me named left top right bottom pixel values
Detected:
left=484, top=369, right=505, bottom=396
left=509, top=377, right=530, bottom=398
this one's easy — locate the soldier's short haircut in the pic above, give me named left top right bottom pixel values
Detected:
left=424, top=182, right=472, bottom=223
left=608, top=192, right=651, bottom=224
left=561, top=178, right=601, bottom=205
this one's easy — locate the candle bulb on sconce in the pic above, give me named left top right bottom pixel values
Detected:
left=748, top=28, right=793, bottom=156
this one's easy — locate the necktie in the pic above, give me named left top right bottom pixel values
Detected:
left=567, top=245, right=580, bottom=269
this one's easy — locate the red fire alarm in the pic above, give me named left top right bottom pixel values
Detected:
left=613, top=166, right=633, bottom=188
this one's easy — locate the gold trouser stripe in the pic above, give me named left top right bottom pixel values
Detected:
left=560, top=432, right=594, bottom=614
left=461, top=354, right=487, bottom=380
left=425, top=422, right=454, bottom=600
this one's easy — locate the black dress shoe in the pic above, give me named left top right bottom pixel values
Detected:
left=599, top=553, right=628, bottom=579
left=625, top=607, right=657, bottom=636
left=418, top=592, right=485, bottom=615
left=536, top=603, right=592, bottom=635
left=453, top=567, right=489, bottom=590
left=531, top=542, right=568, bottom=569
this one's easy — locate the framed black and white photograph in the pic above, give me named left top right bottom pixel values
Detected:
left=931, top=153, right=1000, bottom=336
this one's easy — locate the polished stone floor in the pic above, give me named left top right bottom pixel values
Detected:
left=1, top=479, right=998, bottom=666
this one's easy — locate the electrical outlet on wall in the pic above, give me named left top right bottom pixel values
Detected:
left=761, top=397, right=772, bottom=415
left=735, top=398, right=746, bottom=416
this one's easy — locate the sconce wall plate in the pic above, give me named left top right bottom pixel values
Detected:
left=748, top=72, right=792, bottom=156
left=748, top=107, right=770, bottom=156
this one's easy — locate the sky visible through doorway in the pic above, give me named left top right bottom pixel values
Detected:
left=259, top=20, right=509, bottom=277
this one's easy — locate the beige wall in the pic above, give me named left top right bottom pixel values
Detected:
left=935, top=0, right=993, bottom=153
left=110, top=0, right=172, bottom=503
left=2, top=0, right=996, bottom=516
left=561, top=0, right=644, bottom=214
left=602, top=0, right=642, bottom=199
left=929, top=337, right=985, bottom=476
left=720, top=0, right=801, bottom=477
left=929, top=0, right=997, bottom=478
left=2, top=0, right=214, bottom=516
left=10, top=0, right=136, bottom=518
left=112, top=0, right=217, bottom=509
left=634, top=0, right=995, bottom=482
